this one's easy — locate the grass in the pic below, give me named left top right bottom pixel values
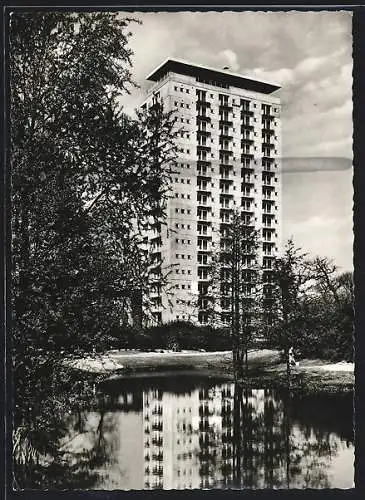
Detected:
left=68, top=348, right=354, bottom=393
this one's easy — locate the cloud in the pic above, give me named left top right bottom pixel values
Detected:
left=117, top=10, right=353, bottom=268
left=217, top=49, right=240, bottom=72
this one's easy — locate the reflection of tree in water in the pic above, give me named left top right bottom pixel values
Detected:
left=194, top=383, right=351, bottom=490
left=13, top=373, right=124, bottom=489
left=228, top=385, right=347, bottom=489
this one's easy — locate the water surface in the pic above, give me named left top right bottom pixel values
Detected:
left=60, top=375, right=354, bottom=490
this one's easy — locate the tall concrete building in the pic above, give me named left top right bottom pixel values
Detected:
left=141, top=59, right=282, bottom=325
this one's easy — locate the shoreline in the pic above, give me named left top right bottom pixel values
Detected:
left=64, top=349, right=354, bottom=393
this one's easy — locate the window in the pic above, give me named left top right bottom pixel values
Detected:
left=187, top=119, right=190, bottom=124
left=176, top=254, right=179, bottom=259
left=187, top=255, right=191, bottom=260
left=174, top=86, right=178, bottom=91
left=175, top=208, right=179, bottom=213
left=187, top=194, right=190, bottom=199
left=187, top=179, right=191, bottom=184
left=182, top=284, right=186, bottom=289
left=186, top=104, right=190, bottom=109
left=181, top=178, right=185, bottom=184
left=186, top=89, right=189, bottom=94
left=187, top=149, right=190, bottom=154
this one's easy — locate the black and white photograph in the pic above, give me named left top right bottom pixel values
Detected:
left=9, top=8, right=354, bottom=490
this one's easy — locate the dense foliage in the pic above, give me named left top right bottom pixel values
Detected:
left=10, top=11, right=178, bottom=486
left=264, top=241, right=354, bottom=363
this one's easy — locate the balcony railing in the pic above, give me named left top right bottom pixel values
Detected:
left=219, top=133, right=233, bottom=141
left=262, top=113, right=275, bottom=120
left=219, top=119, right=233, bottom=127
left=241, top=124, right=254, bottom=131
left=197, top=129, right=211, bottom=137
left=197, top=99, right=211, bottom=107
left=262, top=193, right=275, bottom=200
left=197, top=144, right=211, bottom=152
left=262, top=142, right=275, bottom=149
left=219, top=103, right=233, bottom=111
left=241, top=138, right=254, bottom=146
left=219, top=147, right=234, bottom=155
left=197, top=114, right=211, bottom=122
left=262, top=180, right=275, bottom=187
left=197, top=159, right=211, bottom=167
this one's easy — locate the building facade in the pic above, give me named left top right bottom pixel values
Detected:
left=141, top=59, right=282, bottom=325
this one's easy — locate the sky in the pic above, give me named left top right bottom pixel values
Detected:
left=118, top=11, right=353, bottom=271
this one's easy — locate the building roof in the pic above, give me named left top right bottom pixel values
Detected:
left=146, top=58, right=281, bottom=95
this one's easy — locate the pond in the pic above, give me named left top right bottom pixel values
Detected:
left=56, top=374, right=354, bottom=490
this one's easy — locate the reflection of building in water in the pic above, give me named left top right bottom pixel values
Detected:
left=143, top=388, right=201, bottom=489
left=198, top=382, right=234, bottom=488
left=142, top=383, right=238, bottom=489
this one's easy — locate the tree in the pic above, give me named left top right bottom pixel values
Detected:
left=266, top=239, right=312, bottom=386
left=206, top=210, right=261, bottom=379
left=10, top=12, right=178, bottom=483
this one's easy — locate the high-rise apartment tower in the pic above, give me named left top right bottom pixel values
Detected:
left=141, top=59, right=282, bottom=325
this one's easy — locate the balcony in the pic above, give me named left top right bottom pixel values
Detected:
left=262, top=180, right=275, bottom=187
left=262, top=154, right=275, bottom=162
left=197, top=159, right=211, bottom=167
left=241, top=138, right=254, bottom=146
left=241, top=153, right=254, bottom=161
left=197, top=183, right=211, bottom=193
left=219, top=146, right=234, bottom=156
left=219, top=118, right=233, bottom=127
left=262, top=142, right=275, bottom=149
left=197, top=198, right=210, bottom=207
left=241, top=124, right=254, bottom=132
left=219, top=162, right=234, bottom=170
left=262, top=192, right=275, bottom=201
left=197, top=144, right=211, bottom=152
left=219, top=132, right=233, bottom=141
left=197, top=216, right=210, bottom=224
left=197, top=129, right=211, bottom=138
left=262, top=113, right=275, bottom=120
left=219, top=103, right=233, bottom=112
left=241, top=165, right=254, bottom=174
left=197, top=170, right=211, bottom=179
left=262, top=128, right=275, bottom=135
left=241, top=109, right=254, bottom=117
left=241, top=179, right=254, bottom=188
left=197, top=99, right=211, bottom=108
left=262, top=162, right=275, bottom=172
left=197, top=113, right=211, bottom=122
